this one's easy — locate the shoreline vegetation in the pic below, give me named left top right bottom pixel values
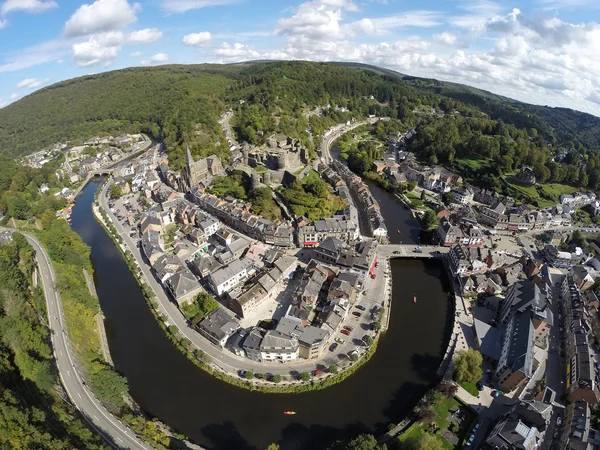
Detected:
left=93, top=180, right=380, bottom=394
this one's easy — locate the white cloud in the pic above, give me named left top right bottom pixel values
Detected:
left=1, top=0, right=57, bottom=15
left=10, top=93, right=19, bottom=99
left=214, top=42, right=260, bottom=62
left=0, top=39, right=69, bottom=73
left=131, top=51, right=143, bottom=57
left=160, top=0, right=240, bottom=13
left=128, top=28, right=162, bottom=43
left=64, top=0, right=137, bottom=37
left=182, top=31, right=212, bottom=46
left=16, top=78, right=50, bottom=89
left=0, top=18, right=6, bottom=28
left=72, top=32, right=124, bottom=67
left=142, top=53, right=169, bottom=65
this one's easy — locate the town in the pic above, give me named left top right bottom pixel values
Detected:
left=31, top=110, right=600, bottom=450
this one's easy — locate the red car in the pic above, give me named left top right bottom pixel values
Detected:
left=341, top=329, right=351, bottom=336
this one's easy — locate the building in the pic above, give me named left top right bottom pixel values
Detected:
left=197, top=308, right=239, bottom=347
left=495, top=311, right=535, bottom=392
left=141, top=229, right=164, bottom=265
left=453, top=187, right=474, bottom=204
left=297, top=218, right=360, bottom=248
left=259, top=330, right=299, bottom=362
left=560, top=401, right=600, bottom=450
left=437, top=219, right=463, bottom=246
left=561, top=275, right=600, bottom=405
left=449, top=244, right=471, bottom=275
left=485, top=400, right=550, bottom=450
left=499, top=280, right=553, bottom=347
left=544, top=245, right=574, bottom=268
left=518, top=166, right=537, bottom=185
left=208, top=257, right=254, bottom=296
left=166, top=268, right=204, bottom=306
left=180, top=145, right=224, bottom=191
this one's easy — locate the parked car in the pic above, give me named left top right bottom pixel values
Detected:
left=476, top=381, right=484, bottom=391
left=344, top=325, right=353, bottom=332
left=341, top=329, right=351, bottom=336
left=557, top=417, right=562, bottom=426
left=352, top=311, right=362, bottom=318
left=329, top=343, right=338, bottom=352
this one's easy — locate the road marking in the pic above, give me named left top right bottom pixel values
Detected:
left=117, top=437, right=124, bottom=443
left=67, top=370, right=71, bottom=376
left=78, top=392, right=82, bottom=399
left=60, top=351, right=63, bottom=357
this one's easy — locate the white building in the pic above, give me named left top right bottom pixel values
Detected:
left=208, top=257, right=253, bottom=295
left=453, top=187, right=474, bottom=204
left=199, top=217, right=221, bottom=237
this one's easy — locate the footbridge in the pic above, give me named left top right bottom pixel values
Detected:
left=377, top=244, right=449, bottom=259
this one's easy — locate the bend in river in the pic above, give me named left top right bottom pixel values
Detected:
left=70, top=178, right=452, bottom=450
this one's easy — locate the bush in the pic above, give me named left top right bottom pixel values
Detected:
left=272, top=374, right=282, bottom=383
left=244, top=371, right=254, bottom=380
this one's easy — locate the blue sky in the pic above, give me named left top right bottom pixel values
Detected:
left=1, top=0, right=600, bottom=116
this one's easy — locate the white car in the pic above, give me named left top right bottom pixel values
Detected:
left=557, top=417, right=562, bottom=426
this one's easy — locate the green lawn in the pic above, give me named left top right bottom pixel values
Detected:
left=460, top=380, right=480, bottom=397
left=398, top=423, right=454, bottom=450
left=302, top=169, right=321, bottom=183
left=397, top=396, right=462, bottom=450
left=505, top=176, right=577, bottom=208
left=453, top=157, right=494, bottom=171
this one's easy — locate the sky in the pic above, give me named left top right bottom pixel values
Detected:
left=1, top=0, right=600, bottom=116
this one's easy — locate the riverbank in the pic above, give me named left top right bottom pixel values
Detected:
left=92, top=182, right=381, bottom=394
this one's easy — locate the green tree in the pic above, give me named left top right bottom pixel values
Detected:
left=420, top=189, right=426, bottom=200
left=266, top=444, right=280, bottom=450
left=109, top=184, right=122, bottom=199
left=299, top=372, right=310, bottom=382
left=421, top=210, right=439, bottom=230
left=363, top=336, right=374, bottom=346
left=441, top=192, right=454, bottom=205
left=329, top=434, right=386, bottom=450
left=244, top=371, right=254, bottom=380
left=271, top=374, right=281, bottom=383
left=328, top=364, right=338, bottom=374
left=349, top=352, right=359, bottom=362
left=453, top=349, right=483, bottom=383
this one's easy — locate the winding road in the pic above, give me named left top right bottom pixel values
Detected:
left=1, top=227, right=154, bottom=450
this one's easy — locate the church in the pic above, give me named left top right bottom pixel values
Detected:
left=180, top=145, right=224, bottom=191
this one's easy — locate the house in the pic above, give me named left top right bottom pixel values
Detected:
left=139, top=213, right=162, bottom=235
left=544, top=244, right=574, bottom=268
left=495, top=311, right=535, bottom=392
left=69, top=174, right=80, bottom=185
left=198, top=217, right=221, bottom=237
left=437, top=219, right=463, bottom=247
left=561, top=276, right=600, bottom=406
left=166, top=268, right=204, bottom=305
left=208, top=258, right=253, bottom=296
left=518, top=166, right=537, bottom=185
left=485, top=400, right=551, bottom=450
left=214, top=228, right=234, bottom=246
left=197, top=308, right=239, bottom=347
left=449, top=244, right=471, bottom=275
left=259, top=330, right=299, bottom=362
left=453, top=187, right=473, bottom=204
left=141, top=230, right=164, bottom=265
left=559, top=400, right=600, bottom=450
left=571, top=266, right=595, bottom=292
left=499, top=280, right=553, bottom=347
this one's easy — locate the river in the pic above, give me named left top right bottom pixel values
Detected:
left=70, top=179, right=452, bottom=450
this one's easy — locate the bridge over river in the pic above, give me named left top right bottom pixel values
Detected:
left=377, top=244, right=450, bottom=259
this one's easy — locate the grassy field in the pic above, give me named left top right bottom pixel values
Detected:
left=460, top=380, right=480, bottom=397
left=505, top=175, right=577, bottom=208
left=397, top=396, right=462, bottom=450
left=452, top=157, right=494, bottom=172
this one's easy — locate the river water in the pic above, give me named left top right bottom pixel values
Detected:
left=70, top=179, right=452, bottom=450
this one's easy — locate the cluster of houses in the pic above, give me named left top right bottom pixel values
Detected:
left=192, top=191, right=295, bottom=248
left=329, top=160, right=387, bottom=240
left=194, top=258, right=362, bottom=363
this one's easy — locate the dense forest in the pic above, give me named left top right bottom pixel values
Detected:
left=0, top=233, right=108, bottom=449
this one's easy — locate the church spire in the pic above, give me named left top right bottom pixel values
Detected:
left=186, top=143, right=194, bottom=166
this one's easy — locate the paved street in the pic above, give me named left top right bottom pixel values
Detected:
left=2, top=228, right=154, bottom=450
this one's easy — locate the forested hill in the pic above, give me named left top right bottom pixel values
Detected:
left=1, top=60, right=599, bottom=165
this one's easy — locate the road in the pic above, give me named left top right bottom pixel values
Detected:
left=319, top=118, right=380, bottom=162
left=99, top=181, right=388, bottom=378
left=2, top=228, right=154, bottom=450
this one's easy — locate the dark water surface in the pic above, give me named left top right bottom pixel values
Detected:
left=70, top=179, right=452, bottom=450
